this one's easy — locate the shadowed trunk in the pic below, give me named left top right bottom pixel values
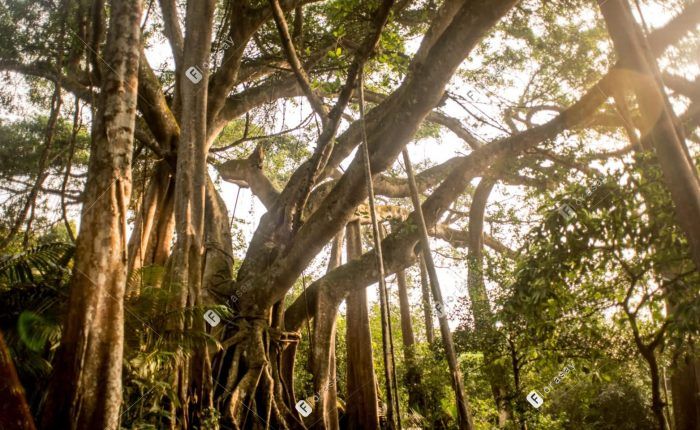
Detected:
left=40, top=1, right=142, bottom=428
left=671, top=354, right=700, bottom=430
left=345, top=220, right=380, bottom=429
left=126, top=160, right=173, bottom=296
left=395, top=263, right=427, bottom=416
left=466, top=177, right=512, bottom=428
left=0, top=331, right=36, bottom=430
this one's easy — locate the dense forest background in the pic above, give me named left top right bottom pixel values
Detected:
left=1, top=0, right=700, bottom=429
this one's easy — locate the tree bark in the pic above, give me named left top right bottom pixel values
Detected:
left=41, top=1, right=142, bottom=428
left=671, top=355, right=700, bottom=430
left=0, top=331, right=36, bottom=430
left=394, top=261, right=427, bottom=416
left=345, top=220, right=381, bottom=429
left=418, top=256, right=435, bottom=345
left=168, top=0, right=217, bottom=426
left=126, top=161, right=172, bottom=296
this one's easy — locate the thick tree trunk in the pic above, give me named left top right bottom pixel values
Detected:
left=41, top=1, right=142, bottom=428
left=671, top=354, right=700, bottom=430
left=0, top=331, right=36, bottom=430
left=168, top=0, right=217, bottom=427
left=599, top=0, right=700, bottom=271
left=345, top=220, right=381, bottom=429
left=466, top=178, right=512, bottom=427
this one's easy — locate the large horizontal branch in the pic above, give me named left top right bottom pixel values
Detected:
left=429, top=224, right=516, bottom=257
left=216, top=148, right=280, bottom=209
left=362, top=89, right=483, bottom=149
left=284, top=67, right=620, bottom=331
left=236, top=0, right=523, bottom=306
left=0, top=60, right=94, bottom=102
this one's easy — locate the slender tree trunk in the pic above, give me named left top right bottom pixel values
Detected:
left=466, top=178, right=512, bottom=427
left=310, top=289, right=343, bottom=430
left=418, top=255, right=435, bottom=344
left=345, top=220, right=381, bottom=429
left=126, top=161, right=171, bottom=278
left=642, top=348, right=669, bottom=430
left=41, top=1, right=142, bottom=428
left=0, top=331, right=36, bottom=430
left=402, top=148, right=475, bottom=430
left=395, top=265, right=427, bottom=416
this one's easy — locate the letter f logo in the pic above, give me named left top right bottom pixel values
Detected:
left=526, top=390, right=544, bottom=408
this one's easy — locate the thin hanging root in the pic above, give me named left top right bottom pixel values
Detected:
left=260, top=366, right=274, bottom=429
left=358, top=69, right=402, bottom=429
left=234, top=367, right=263, bottom=428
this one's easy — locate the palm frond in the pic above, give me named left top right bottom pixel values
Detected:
left=0, top=242, right=74, bottom=287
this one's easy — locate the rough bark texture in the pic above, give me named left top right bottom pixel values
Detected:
left=40, top=1, right=142, bottom=428
left=167, top=0, right=217, bottom=427
left=345, top=221, right=381, bottom=430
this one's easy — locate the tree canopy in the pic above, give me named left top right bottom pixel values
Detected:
left=0, top=0, right=699, bottom=429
